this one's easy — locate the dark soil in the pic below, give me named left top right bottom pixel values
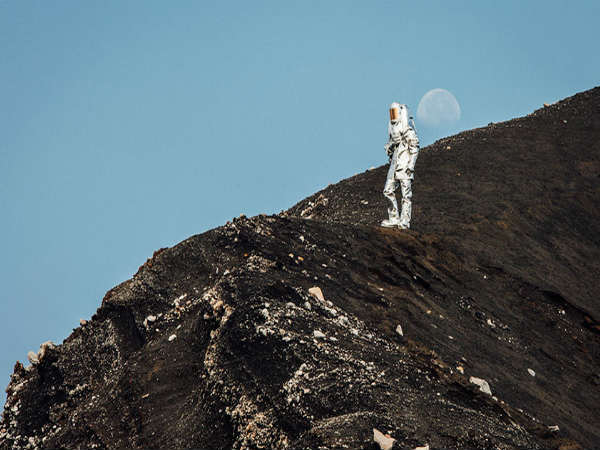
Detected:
left=1, top=87, right=599, bottom=450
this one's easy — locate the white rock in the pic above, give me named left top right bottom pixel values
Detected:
left=308, top=286, right=325, bottom=302
left=27, top=351, right=38, bottom=365
left=548, top=425, right=560, bottom=432
left=338, top=315, right=349, bottom=327
left=528, top=368, right=536, bottom=377
left=395, top=324, right=403, bottom=337
left=79, top=319, right=87, bottom=326
left=168, top=334, right=177, bottom=342
left=212, top=300, right=224, bottom=311
left=303, top=301, right=312, bottom=310
left=313, top=330, right=326, bottom=339
left=38, top=341, right=56, bottom=360
left=146, top=315, right=157, bottom=322
left=373, top=428, right=395, bottom=450
left=469, top=376, right=492, bottom=395
left=456, top=366, right=464, bottom=374
left=414, top=446, right=429, bottom=450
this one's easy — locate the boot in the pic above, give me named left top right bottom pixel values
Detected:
left=381, top=218, right=401, bottom=228
left=381, top=206, right=401, bottom=228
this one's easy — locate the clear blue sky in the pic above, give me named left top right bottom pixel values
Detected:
left=1, top=1, right=598, bottom=407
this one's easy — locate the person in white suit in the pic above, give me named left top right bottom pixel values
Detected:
left=381, top=102, right=420, bottom=229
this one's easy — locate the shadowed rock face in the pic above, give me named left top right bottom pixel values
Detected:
left=2, top=88, right=599, bottom=450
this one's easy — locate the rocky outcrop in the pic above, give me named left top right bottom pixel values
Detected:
left=2, top=87, right=599, bottom=449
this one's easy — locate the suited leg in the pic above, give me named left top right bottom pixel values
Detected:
left=382, top=174, right=400, bottom=226
left=399, top=179, right=412, bottom=229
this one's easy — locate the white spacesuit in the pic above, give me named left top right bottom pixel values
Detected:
left=381, top=103, right=420, bottom=229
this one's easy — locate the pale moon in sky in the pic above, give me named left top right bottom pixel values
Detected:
left=416, top=88, right=461, bottom=127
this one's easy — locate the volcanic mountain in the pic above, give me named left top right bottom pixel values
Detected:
left=1, top=88, right=599, bottom=450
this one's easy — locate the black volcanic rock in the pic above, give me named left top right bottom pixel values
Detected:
left=2, top=88, right=599, bottom=450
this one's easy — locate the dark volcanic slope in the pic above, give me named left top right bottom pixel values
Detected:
left=2, top=88, right=599, bottom=450
left=0, top=218, right=566, bottom=450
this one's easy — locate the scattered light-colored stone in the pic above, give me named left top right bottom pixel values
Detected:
left=469, top=376, right=492, bottom=395
left=395, top=324, right=403, bottom=337
left=548, top=425, right=560, bottom=432
left=528, top=368, right=536, bottom=377
left=213, top=300, right=224, bottom=311
left=27, top=351, right=38, bottom=365
left=373, top=428, right=395, bottom=450
left=456, top=366, right=464, bottom=374
left=168, top=334, right=177, bottom=342
left=38, top=341, right=56, bottom=360
left=308, top=286, right=325, bottom=302
left=414, top=445, right=430, bottom=450
left=313, top=330, right=326, bottom=339
left=79, top=319, right=87, bottom=326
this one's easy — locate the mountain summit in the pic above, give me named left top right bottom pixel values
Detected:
left=2, top=88, right=599, bottom=450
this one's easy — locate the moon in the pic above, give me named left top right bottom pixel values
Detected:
left=417, top=88, right=461, bottom=127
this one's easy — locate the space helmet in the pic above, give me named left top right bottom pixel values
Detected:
left=389, top=102, right=409, bottom=129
